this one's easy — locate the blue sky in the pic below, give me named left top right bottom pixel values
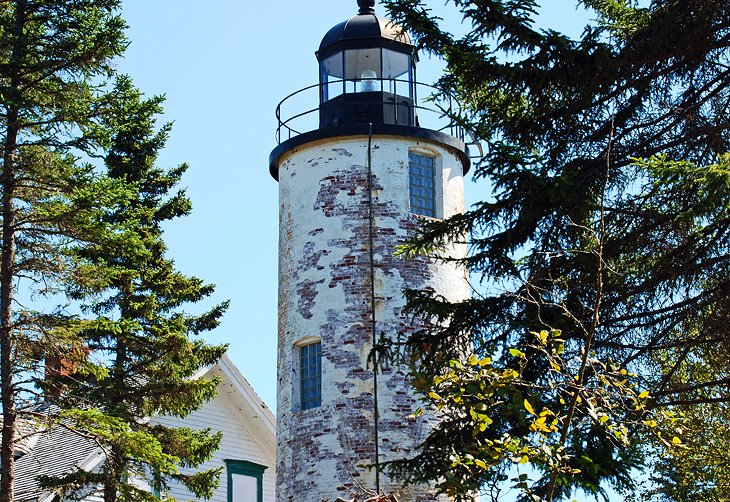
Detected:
left=117, top=0, right=592, bottom=411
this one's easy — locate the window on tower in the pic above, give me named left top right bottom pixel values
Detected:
left=299, top=341, right=322, bottom=411
left=409, top=151, right=436, bottom=217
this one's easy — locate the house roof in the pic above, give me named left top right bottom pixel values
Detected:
left=13, top=405, right=103, bottom=502
left=11, top=353, right=275, bottom=501
left=207, top=353, right=276, bottom=461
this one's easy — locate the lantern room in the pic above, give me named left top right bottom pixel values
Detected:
left=316, top=0, right=418, bottom=128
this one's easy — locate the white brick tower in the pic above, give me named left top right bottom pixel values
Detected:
left=269, top=1, right=470, bottom=500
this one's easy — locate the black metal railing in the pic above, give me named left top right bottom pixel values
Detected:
left=274, top=78, right=469, bottom=145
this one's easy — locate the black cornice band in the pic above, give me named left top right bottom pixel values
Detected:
left=269, top=124, right=471, bottom=181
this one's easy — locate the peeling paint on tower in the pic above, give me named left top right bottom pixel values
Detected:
left=275, top=136, right=469, bottom=501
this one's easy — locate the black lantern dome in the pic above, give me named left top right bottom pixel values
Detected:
left=316, top=0, right=417, bottom=128
left=318, top=8, right=413, bottom=55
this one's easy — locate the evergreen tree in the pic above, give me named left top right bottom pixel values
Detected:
left=0, top=2, right=130, bottom=501
left=43, top=79, right=228, bottom=502
left=642, top=326, right=730, bottom=501
left=380, top=0, right=730, bottom=500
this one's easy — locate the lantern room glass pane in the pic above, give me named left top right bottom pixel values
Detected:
left=382, top=49, right=412, bottom=97
left=320, top=53, right=344, bottom=102
left=345, top=48, right=382, bottom=93
left=382, top=49, right=409, bottom=78
left=322, top=53, right=344, bottom=79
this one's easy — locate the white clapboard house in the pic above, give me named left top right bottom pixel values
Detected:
left=13, top=353, right=276, bottom=502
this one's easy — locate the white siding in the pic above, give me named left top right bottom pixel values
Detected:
left=151, top=392, right=276, bottom=502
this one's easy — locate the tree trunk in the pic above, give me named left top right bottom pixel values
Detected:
left=102, top=325, right=128, bottom=502
left=1, top=108, right=19, bottom=502
left=102, top=446, right=122, bottom=502
left=1, top=3, right=26, bottom=501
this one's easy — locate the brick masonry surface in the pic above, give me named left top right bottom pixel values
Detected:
left=276, top=135, right=469, bottom=502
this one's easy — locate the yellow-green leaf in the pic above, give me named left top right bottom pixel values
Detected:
left=504, top=369, right=519, bottom=379
left=524, top=399, right=536, bottom=416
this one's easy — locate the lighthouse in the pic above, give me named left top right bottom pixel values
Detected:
left=269, top=1, right=470, bottom=500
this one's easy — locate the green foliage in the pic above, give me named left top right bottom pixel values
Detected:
left=1, top=2, right=225, bottom=501
left=382, top=0, right=730, bottom=499
left=386, top=331, right=683, bottom=501
left=0, top=0, right=134, bottom=381
left=1, top=2, right=133, bottom=501
left=641, top=304, right=730, bottom=501
left=46, top=79, right=228, bottom=502
left=646, top=402, right=730, bottom=501
left=583, top=0, right=650, bottom=38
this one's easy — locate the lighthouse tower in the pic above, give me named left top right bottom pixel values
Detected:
left=269, top=1, right=470, bottom=500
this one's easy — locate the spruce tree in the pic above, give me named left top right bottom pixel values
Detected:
left=380, top=0, right=730, bottom=500
left=44, top=78, right=228, bottom=502
left=0, top=2, right=130, bottom=501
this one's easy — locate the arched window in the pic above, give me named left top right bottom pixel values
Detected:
left=300, top=341, right=322, bottom=410
left=293, top=337, right=322, bottom=411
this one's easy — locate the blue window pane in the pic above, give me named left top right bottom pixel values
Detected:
left=409, top=152, right=436, bottom=217
left=300, top=342, right=322, bottom=410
